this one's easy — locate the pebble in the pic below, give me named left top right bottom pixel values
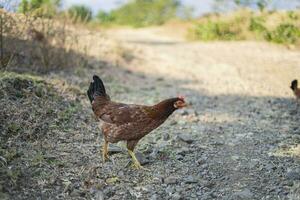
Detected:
left=171, top=192, right=181, bottom=200
left=94, top=190, right=104, bottom=200
left=108, top=145, right=123, bottom=154
left=135, top=152, right=150, bottom=165
left=149, top=148, right=159, bottom=159
left=184, top=175, right=198, bottom=184
left=150, top=194, right=158, bottom=200
left=170, top=120, right=178, bottom=126
left=164, top=176, right=179, bottom=184
left=179, top=110, right=189, bottom=116
left=177, top=134, right=194, bottom=144
left=197, top=158, right=206, bottom=165
left=231, top=189, right=254, bottom=200
left=286, top=170, right=300, bottom=180
left=163, top=133, right=170, bottom=141
left=165, top=185, right=174, bottom=195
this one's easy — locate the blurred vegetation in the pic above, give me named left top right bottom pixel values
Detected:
left=96, top=0, right=180, bottom=27
left=0, top=9, right=88, bottom=72
left=191, top=20, right=242, bottom=41
left=18, top=0, right=61, bottom=17
left=189, top=10, right=300, bottom=45
left=67, top=5, right=92, bottom=23
left=234, top=0, right=272, bottom=11
left=214, top=0, right=272, bottom=12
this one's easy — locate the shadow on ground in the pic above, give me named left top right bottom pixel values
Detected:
left=1, top=33, right=300, bottom=200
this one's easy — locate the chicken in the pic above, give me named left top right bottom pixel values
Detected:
left=87, top=75, right=187, bottom=170
left=290, top=79, right=300, bottom=104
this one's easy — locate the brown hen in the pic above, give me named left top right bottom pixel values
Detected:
left=87, top=75, right=186, bottom=169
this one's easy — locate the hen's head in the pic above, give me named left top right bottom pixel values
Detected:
left=174, top=95, right=187, bottom=109
left=154, top=96, right=187, bottom=118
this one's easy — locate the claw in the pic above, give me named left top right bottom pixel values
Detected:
left=128, top=150, right=149, bottom=171
left=132, top=163, right=150, bottom=171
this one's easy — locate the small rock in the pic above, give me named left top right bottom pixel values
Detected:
left=172, top=192, right=181, bottom=200
left=149, top=148, right=159, bottom=159
left=176, top=155, right=184, bottom=160
left=286, top=170, right=300, bottom=180
left=177, top=134, right=194, bottom=144
left=135, top=152, right=150, bottom=165
left=153, top=176, right=163, bottom=184
left=164, top=176, right=178, bottom=184
left=197, top=158, right=206, bottom=165
left=211, top=141, right=224, bottom=146
left=231, top=156, right=239, bottom=161
left=108, top=145, right=123, bottom=154
left=200, top=180, right=215, bottom=188
left=70, top=189, right=82, bottom=197
left=194, top=110, right=199, bottom=116
left=128, top=188, right=142, bottom=198
left=179, top=110, right=189, bottom=116
left=184, top=175, right=198, bottom=184
left=170, top=121, right=178, bottom=126
left=150, top=194, right=158, bottom=200
left=118, top=171, right=124, bottom=177
left=163, top=133, right=170, bottom=141
left=231, top=189, right=253, bottom=200
left=165, top=186, right=174, bottom=195
left=201, top=164, right=208, bottom=169
left=94, top=190, right=104, bottom=200
left=176, top=147, right=190, bottom=156
left=283, top=180, right=293, bottom=187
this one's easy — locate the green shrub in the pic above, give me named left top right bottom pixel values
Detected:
left=287, top=11, right=298, bottom=20
left=249, top=16, right=266, bottom=33
left=98, top=0, right=180, bottom=27
left=193, top=21, right=240, bottom=41
left=265, top=23, right=300, bottom=44
left=68, top=5, right=92, bottom=23
left=18, top=0, right=60, bottom=17
left=96, top=11, right=115, bottom=23
left=189, top=10, right=300, bottom=45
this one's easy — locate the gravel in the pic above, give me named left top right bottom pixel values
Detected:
left=2, top=26, right=300, bottom=200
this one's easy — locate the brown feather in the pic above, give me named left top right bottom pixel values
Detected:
left=294, top=89, right=300, bottom=99
left=93, top=97, right=181, bottom=143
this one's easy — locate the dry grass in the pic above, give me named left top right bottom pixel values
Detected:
left=0, top=71, right=93, bottom=199
left=0, top=9, right=89, bottom=73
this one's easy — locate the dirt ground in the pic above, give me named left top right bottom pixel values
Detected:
left=1, top=26, right=300, bottom=199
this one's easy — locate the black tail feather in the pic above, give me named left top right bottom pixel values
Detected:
left=291, top=79, right=298, bottom=91
left=87, top=75, right=106, bottom=103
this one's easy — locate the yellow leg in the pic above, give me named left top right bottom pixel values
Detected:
left=102, top=141, right=109, bottom=162
left=128, top=150, right=149, bottom=171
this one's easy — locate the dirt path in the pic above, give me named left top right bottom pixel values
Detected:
left=3, top=26, right=300, bottom=199
left=99, top=27, right=300, bottom=199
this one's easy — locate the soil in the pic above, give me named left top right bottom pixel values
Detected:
left=1, top=26, right=300, bottom=200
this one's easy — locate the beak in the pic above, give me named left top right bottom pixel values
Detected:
left=181, top=102, right=189, bottom=108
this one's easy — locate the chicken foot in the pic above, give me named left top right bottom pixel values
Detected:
left=128, top=150, right=149, bottom=171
